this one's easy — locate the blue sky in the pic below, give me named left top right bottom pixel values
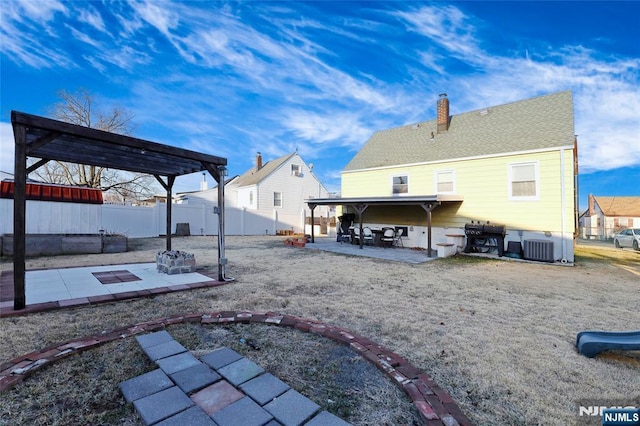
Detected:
left=1, top=1, right=638, bottom=210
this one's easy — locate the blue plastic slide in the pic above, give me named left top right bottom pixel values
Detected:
left=576, top=330, right=640, bottom=358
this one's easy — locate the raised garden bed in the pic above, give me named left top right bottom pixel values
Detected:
left=1, top=234, right=128, bottom=257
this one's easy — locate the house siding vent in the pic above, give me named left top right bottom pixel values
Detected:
left=437, top=93, right=449, bottom=134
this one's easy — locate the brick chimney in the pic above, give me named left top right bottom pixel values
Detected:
left=437, top=93, right=450, bottom=134
left=588, top=193, right=595, bottom=215
left=256, top=152, right=263, bottom=170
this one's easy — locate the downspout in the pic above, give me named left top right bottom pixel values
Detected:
left=573, top=137, right=579, bottom=239
left=560, top=149, right=567, bottom=262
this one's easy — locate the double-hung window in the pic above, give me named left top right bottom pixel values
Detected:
left=509, top=162, right=538, bottom=200
left=273, top=192, right=282, bottom=207
left=435, top=170, right=455, bottom=194
left=392, top=175, right=408, bottom=195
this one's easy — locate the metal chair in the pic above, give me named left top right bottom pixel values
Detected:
left=393, top=228, right=404, bottom=248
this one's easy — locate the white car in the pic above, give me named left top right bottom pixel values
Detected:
left=613, top=228, right=640, bottom=251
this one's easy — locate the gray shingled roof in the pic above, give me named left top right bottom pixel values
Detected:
left=344, top=91, right=575, bottom=171
left=233, top=152, right=295, bottom=187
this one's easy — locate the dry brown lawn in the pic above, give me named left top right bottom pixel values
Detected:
left=1, top=236, right=639, bottom=425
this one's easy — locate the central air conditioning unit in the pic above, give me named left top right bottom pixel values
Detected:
left=523, top=239, right=554, bottom=262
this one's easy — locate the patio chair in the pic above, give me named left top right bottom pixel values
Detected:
left=363, top=227, right=374, bottom=246
left=393, top=229, right=404, bottom=248
left=381, top=228, right=395, bottom=248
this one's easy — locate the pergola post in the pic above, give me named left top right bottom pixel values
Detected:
left=12, top=122, right=27, bottom=310
left=155, top=175, right=176, bottom=251
left=204, top=164, right=228, bottom=282
left=353, top=204, right=368, bottom=249
left=216, top=167, right=227, bottom=281
left=165, top=176, right=175, bottom=251
left=420, top=202, right=440, bottom=257
left=309, top=204, right=316, bottom=243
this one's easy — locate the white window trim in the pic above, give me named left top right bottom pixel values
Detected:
left=508, top=161, right=540, bottom=201
left=434, top=169, right=456, bottom=194
left=391, top=174, right=409, bottom=196
left=274, top=191, right=283, bottom=208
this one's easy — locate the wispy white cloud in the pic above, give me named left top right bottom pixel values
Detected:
left=0, top=0, right=73, bottom=68
left=129, top=0, right=179, bottom=37
left=66, top=24, right=102, bottom=48
left=281, top=109, right=371, bottom=148
left=78, top=7, right=107, bottom=33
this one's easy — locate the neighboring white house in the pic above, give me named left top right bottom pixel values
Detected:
left=178, top=152, right=332, bottom=235
left=580, top=194, right=640, bottom=239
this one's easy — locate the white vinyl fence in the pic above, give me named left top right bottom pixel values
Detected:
left=0, top=199, right=315, bottom=237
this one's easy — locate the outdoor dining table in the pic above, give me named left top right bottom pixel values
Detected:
left=371, top=229, right=384, bottom=246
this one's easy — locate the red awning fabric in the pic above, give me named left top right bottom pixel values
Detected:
left=0, top=180, right=103, bottom=204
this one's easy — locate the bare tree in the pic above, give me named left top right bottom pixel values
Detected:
left=30, top=89, right=156, bottom=203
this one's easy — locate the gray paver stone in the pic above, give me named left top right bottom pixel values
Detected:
left=170, top=363, right=221, bottom=394
left=264, top=389, right=320, bottom=426
left=264, top=421, right=283, bottom=426
left=156, top=352, right=201, bottom=375
left=211, top=396, right=274, bottom=426
left=136, top=331, right=175, bottom=349
left=305, top=411, right=352, bottom=426
left=119, top=369, right=173, bottom=403
left=218, top=357, right=265, bottom=386
left=143, top=340, right=187, bottom=361
left=200, top=347, right=243, bottom=369
left=154, top=406, right=216, bottom=426
left=133, top=386, right=194, bottom=425
left=239, top=373, right=290, bottom=405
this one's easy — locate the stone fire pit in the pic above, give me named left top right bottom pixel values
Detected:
left=156, top=250, right=196, bottom=275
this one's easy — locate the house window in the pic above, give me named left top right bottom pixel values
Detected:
left=273, top=192, right=282, bottom=207
left=291, top=164, right=301, bottom=176
left=392, top=175, right=408, bottom=195
left=435, top=170, right=455, bottom=193
left=509, top=162, right=538, bottom=199
left=249, top=191, right=253, bottom=206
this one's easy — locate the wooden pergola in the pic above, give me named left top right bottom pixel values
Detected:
left=10, top=111, right=230, bottom=310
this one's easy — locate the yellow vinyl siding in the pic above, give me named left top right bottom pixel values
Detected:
left=341, top=149, right=575, bottom=232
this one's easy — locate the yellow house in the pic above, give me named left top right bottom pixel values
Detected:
left=309, top=91, right=578, bottom=262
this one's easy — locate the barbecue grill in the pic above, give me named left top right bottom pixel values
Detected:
left=463, top=222, right=506, bottom=256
